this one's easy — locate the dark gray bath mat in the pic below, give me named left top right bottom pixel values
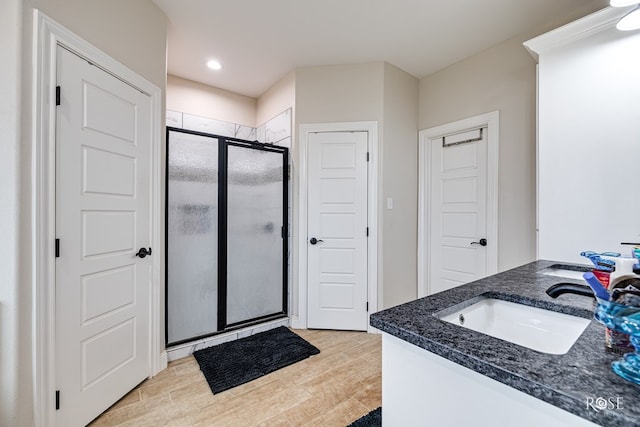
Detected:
left=348, top=407, right=382, bottom=427
left=193, top=326, right=320, bottom=394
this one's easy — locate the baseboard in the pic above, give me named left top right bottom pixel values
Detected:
left=157, top=351, right=168, bottom=375
left=368, top=325, right=382, bottom=334
left=290, top=315, right=306, bottom=330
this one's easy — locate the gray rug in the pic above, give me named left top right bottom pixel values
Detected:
left=348, top=407, right=381, bottom=427
left=193, top=326, right=320, bottom=393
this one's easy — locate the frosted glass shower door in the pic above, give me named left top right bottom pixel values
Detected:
left=226, top=143, right=286, bottom=326
left=167, top=130, right=219, bottom=344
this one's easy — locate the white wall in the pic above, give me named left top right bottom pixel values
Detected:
left=168, top=75, right=257, bottom=127
left=382, top=63, right=419, bottom=308
left=532, top=9, right=640, bottom=263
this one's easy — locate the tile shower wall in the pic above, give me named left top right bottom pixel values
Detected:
left=166, top=108, right=291, bottom=148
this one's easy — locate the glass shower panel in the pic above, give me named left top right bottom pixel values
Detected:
left=167, top=130, right=219, bottom=344
left=226, top=145, right=284, bottom=325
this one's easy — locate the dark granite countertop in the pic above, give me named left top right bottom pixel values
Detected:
left=370, top=260, right=640, bottom=427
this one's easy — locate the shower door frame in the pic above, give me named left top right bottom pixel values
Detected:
left=165, top=127, right=289, bottom=347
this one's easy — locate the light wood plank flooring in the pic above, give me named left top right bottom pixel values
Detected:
left=90, top=329, right=381, bottom=426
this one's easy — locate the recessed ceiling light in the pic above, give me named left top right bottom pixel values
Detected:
left=610, top=0, right=639, bottom=6
left=617, top=5, right=640, bottom=30
left=206, top=60, right=222, bottom=70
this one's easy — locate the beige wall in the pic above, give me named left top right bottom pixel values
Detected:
left=175, top=61, right=419, bottom=314
left=26, top=0, right=167, bottom=90
left=1, top=1, right=609, bottom=423
left=1, top=1, right=167, bottom=425
left=1, top=0, right=26, bottom=424
left=382, top=63, right=419, bottom=308
left=294, top=62, right=384, bottom=316
left=418, top=2, right=607, bottom=273
left=257, top=71, right=296, bottom=126
left=168, top=75, right=257, bottom=127
left=419, top=35, right=538, bottom=272
left=294, top=61, right=419, bottom=312
left=295, top=63, right=385, bottom=125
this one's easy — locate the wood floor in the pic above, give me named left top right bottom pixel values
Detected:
left=90, top=329, right=381, bottom=426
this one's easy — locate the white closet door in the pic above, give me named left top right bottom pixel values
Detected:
left=55, top=45, right=152, bottom=426
left=307, top=131, right=369, bottom=330
left=429, top=128, right=488, bottom=294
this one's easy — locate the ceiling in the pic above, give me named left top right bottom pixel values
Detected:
left=153, top=0, right=606, bottom=99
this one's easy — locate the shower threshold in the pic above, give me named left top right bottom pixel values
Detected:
left=166, top=316, right=290, bottom=362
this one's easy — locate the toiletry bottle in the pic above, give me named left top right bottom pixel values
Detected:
left=603, top=256, right=640, bottom=353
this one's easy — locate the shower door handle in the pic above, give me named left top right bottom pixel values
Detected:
left=309, top=238, right=324, bottom=245
left=136, top=247, right=152, bottom=258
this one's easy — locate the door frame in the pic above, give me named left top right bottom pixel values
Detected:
left=32, top=11, right=165, bottom=425
left=418, top=111, right=499, bottom=298
left=295, top=122, right=378, bottom=331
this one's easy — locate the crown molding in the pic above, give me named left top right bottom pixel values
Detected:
left=523, top=6, right=634, bottom=60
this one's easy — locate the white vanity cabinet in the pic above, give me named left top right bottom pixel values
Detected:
left=524, top=7, right=640, bottom=264
left=382, top=333, right=598, bottom=427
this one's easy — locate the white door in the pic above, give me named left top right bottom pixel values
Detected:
left=307, top=131, right=369, bottom=330
left=429, top=128, right=488, bottom=294
left=55, top=46, right=152, bottom=426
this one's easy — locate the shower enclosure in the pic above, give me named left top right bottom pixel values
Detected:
left=166, top=127, right=288, bottom=346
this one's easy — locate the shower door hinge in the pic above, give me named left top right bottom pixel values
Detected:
left=56, top=86, right=61, bottom=106
left=55, top=238, right=60, bottom=258
left=281, top=226, right=284, bottom=238
left=288, top=164, right=291, bottom=179
left=366, top=302, right=369, bottom=312
left=366, top=152, right=370, bottom=162
left=366, top=227, right=369, bottom=237
left=55, top=390, right=60, bottom=410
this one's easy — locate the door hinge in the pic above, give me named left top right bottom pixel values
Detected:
left=366, top=227, right=369, bottom=237
left=366, top=152, right=370, bottom=162
left=55, top=390, right=60, bottom=410
left=288, top=164, right=291, bottom=179
left=55, top=86, right=61, bottom=106
left=281, top=226, right=284, bottom=238
left=366, top=302, right=369, bottom=311
left=55, top=238, right=60, bottom=258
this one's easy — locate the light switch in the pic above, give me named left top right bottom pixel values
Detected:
left=387, top=197, right=393, bottom=210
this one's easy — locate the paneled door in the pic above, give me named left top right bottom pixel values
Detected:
left=55, top=45, right=152, bottom=426
left=429, top=128, right=488, bottom=294
left=307, top=131, right=368, bottom=330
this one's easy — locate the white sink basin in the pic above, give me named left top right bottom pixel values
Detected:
left=538, top=264, right=591, bottom=280
left=437, top=298, right=590, bottom=355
